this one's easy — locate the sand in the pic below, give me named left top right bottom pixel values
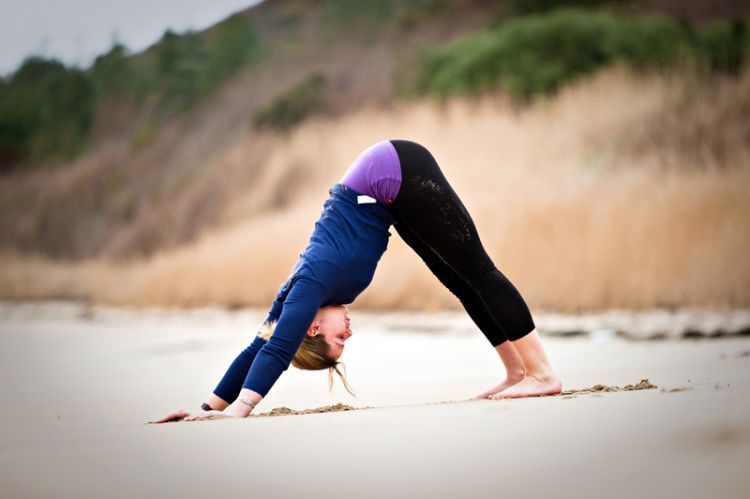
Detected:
left=1, top=302, right=749, bottom=499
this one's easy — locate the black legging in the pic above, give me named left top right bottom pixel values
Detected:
left=388, top=140, right=535, bottom=346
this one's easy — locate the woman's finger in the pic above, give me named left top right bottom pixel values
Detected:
left=185, top=410, right=227, bottom=422
left=195, top=410, right=227, bottom=420
left=147, top=409, right=190, bottom=424
left=183, top=410, right=206, bottom=422
left=150, top=412, right=180, bottom=424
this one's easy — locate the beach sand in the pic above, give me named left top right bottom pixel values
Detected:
left=0, top=302, right=748, bottom=499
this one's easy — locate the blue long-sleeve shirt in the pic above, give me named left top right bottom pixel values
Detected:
left=212, top=183, right=393, bottom=400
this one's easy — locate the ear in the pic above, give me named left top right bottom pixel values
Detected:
left=306, top=320, right=321, bottom=337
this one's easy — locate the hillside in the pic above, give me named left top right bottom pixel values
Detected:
left=0, top=0, right=496, bottom=258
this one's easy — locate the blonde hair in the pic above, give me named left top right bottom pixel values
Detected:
left=259, top=321, right=356, bottom=397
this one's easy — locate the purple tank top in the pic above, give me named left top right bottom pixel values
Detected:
left=340, top=140, right=402, bottom=206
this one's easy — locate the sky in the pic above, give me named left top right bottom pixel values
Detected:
left=0, top=0, right=263, bottom=76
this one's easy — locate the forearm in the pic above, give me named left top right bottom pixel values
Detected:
left=206, top=393, right=230, bottom=411
left=212, top=335, right=267, bottom=403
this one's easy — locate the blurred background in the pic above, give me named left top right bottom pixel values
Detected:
left=0, top=0, right=748, bottom=313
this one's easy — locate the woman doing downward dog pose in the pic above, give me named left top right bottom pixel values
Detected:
left=152, top=140, right=561, bottom=423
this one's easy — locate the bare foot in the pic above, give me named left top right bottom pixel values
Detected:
left=489, top=374, right=562, bottom=399
left=474, top=373, right=526, bottom=399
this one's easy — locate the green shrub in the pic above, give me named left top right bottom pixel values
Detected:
left=252, top=73, right=327, bottom=131
left=0, top=57, right=94, bottom=168
left=695, top=18, right=747, bottom=75
left=206, top=14, right=263, bottom=84
left=90, top=43, right=143, bottom=103
left=154, top=30, right=210, bottom=109
left=0, top=14, right=264, bottom=168
left=152, top=16, right=262, bottom=110
left=411, top=9, right=744, bottom=99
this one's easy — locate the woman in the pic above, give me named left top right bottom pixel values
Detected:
left=151, top=140, right=561, bottom=423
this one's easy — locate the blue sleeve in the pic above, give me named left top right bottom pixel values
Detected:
left=212, top=334, right=267, bottom=403
left=211, top=295, right=285, bottom=403
left=242, top=277, right=327, bottom=397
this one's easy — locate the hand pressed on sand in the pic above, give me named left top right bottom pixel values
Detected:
left=146, top=409, right=229, bottom=424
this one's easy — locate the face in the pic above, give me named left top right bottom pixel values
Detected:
left=309, top=305, right=352, bottom=360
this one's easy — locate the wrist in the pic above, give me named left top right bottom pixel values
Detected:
left=207, top=394, right=230, bottom=411
left=239, top=395, right=256, bottom=411
left=226, top=402, right=252, bottom=418
left=238, top=388, right=263, bottom=408
left=231, top=389, right=262, bottom=417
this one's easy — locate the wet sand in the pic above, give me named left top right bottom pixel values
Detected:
left=1, top=302, right=749, bottom=499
